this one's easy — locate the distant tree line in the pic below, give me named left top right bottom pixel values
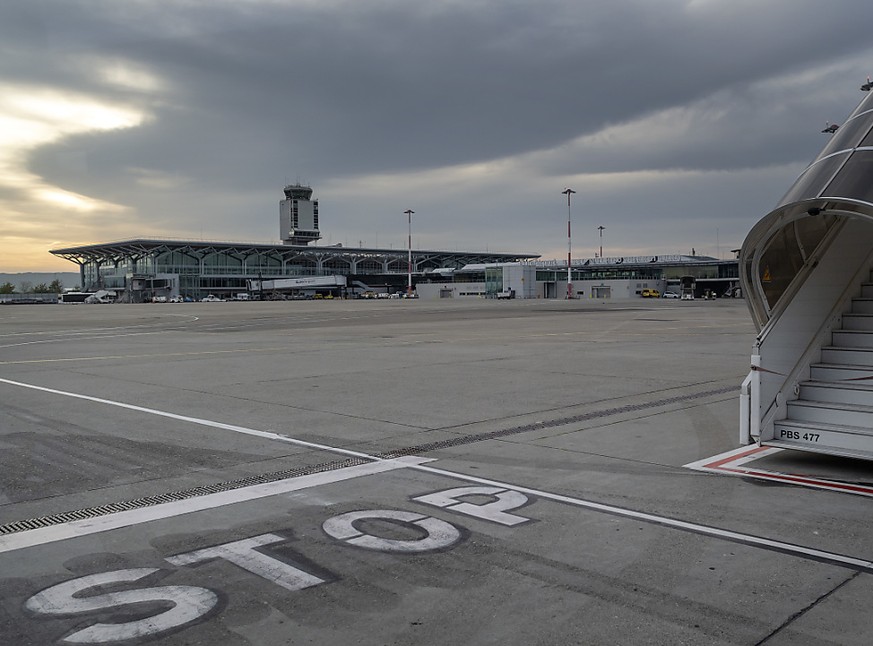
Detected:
left=0, top=279, right=65, bottom=294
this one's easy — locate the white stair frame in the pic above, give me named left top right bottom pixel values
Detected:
left=744, top=217, right=873, bottom=451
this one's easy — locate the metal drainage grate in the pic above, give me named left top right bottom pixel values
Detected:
left=0, top=456, right=369, bottom=536
left=1, top=385, right=734, bottom=536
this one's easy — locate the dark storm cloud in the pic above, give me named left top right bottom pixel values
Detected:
left=3, top=0, right=873, bottom=269
left=16, top=1, right=873, bottom=173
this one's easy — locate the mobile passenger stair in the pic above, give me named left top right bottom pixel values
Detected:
left=769, top=275, right=873, bottom=458
left=740, top=87, right=873, bottom=461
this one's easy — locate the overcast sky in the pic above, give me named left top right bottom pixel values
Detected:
left=3, top=0, right=873, bottom=271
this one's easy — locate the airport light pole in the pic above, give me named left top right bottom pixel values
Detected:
left=598, top=225, right=605, bottom=258
left=404, top=209, right=414, bottom=297
left=562, top=188, right=575, bottom=299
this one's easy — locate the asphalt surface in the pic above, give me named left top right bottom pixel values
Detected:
left=1, top=298, right=872, bottom=645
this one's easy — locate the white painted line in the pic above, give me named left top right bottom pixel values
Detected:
left=0, top=318, right=199, bottom=339
left=0, top=332, right=165, bottom=352
left=408, top=463, right=873, bottom=573
left=4, top=377, right=873, bottom=572
left=0, top=346, right=290, bottom=366
left=0, top=316, right=201, bottom=350
left=0, top=377, right=386, bottom=461
left=0, top=457, right=429, bottom=554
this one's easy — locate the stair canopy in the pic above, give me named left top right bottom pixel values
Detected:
left=742, top=89, right=873, bottom=330
left=739, top=89, right=873, bottom=460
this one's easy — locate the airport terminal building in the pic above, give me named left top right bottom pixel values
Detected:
left=416, top=254, right=740, bottom=300
left=50, top=184, right=541, bottom=302
left=50, top=184, right=739, bottom=301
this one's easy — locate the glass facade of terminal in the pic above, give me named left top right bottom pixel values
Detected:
left=534, top=260, right=737, bottom=283
left=51, top=240, right=539, bottom=301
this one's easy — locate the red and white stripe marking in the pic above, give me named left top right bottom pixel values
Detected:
left=685, top=445, right=873, bottom=498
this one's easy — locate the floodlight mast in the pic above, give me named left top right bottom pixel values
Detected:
left=404, top=209, right=415, bottom=297
left=562, top=188, right=576, bottom=299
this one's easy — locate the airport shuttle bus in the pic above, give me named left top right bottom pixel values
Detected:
left=740, top=87, right=873, bottom=460
left=58, top=291, right=93, bottom=303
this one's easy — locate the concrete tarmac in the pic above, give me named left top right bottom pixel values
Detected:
left=1, top=298, right=872, bottom=645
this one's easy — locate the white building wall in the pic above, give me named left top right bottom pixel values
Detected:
left=279, top=199, right=318, bottom=241
left=416, top=270, right=666, bottom=301
left=416, top=282, right=487, bottom=300
left=296, top=200, right=316, bottom=230
left=279, top=201, right=292, bottom=240
left=503, top=264, right=537, bottom=299
left=563, top=278, right=667, bottom=299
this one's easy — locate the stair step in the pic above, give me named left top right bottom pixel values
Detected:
left=769, top=419, right=873, bottom=460
left=841, top=313, right=873, bottom=331
left=832, top=330, right=873, bottom=348
left=820, top=346, right=873, bottom=365
left=861, top=283, right=873, bottom=298
left=851, top=298, right=873, bottom=314
left=787, top=398, right=873, bottom=426
left=799, top=380, right=873, bottom=405
left=810, top=362, right=873, bottom=381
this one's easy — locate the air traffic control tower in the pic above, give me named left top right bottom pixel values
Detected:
left=280, top=183, right=321, bottom=245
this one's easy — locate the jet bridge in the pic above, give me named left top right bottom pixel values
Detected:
left=740, top=88, right=873, bottom=460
